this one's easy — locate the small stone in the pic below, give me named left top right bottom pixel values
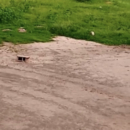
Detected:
left=2, top=29, right=12, bottom=32
left=18, top=27, right=26, bottom=33
left=91, top=31, right=95, bottom=36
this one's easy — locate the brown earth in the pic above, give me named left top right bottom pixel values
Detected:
left=0, top=36, right=130, bottom=130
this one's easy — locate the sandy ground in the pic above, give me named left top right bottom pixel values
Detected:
left=0, top=36, right=130, bottom=130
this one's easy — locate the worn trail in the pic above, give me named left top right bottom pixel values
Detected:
left=0, top=37, right=130, bottom=130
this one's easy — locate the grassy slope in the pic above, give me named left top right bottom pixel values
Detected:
left=0, top=0, right=130, bottom=45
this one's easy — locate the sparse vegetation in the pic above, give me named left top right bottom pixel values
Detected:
left=0, top=0, right=130, bottom=45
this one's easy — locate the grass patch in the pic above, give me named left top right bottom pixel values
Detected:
left=0, top=0, right=130, bottom=45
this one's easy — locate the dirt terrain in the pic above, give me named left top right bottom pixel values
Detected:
left=0, top=36, right=130, bottom=130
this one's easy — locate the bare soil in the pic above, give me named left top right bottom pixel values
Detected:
left=0, top=36, right=130, bottom=130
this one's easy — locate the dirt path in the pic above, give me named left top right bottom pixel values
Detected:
left=0, top=36, right=130, bottom=130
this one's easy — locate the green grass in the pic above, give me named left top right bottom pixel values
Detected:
left=0, top=0, right=130, bottom=45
